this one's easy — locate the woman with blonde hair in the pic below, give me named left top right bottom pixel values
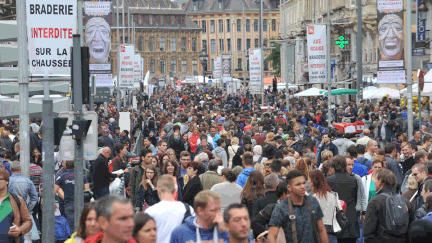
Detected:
left=136, top=164, right=160, bottom=211
left=264, top=132, right=275, bottom=143
left=402, top=174, right=419, bottom=204
left=228, top=137, right=241, bottom=168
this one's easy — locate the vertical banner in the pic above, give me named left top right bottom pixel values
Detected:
left=377, top=0, right=405, bottom=83
left=84, top=1, right=113, bottom=86
left=213, top=56, right=222, bottom=79
left=306, top=25, right=327, bottom=83
left=249, top=48, right=262, bottom=95
left=134, top=54, right=141, bottom=88
left=416, top=0, right=426, bottom=42
left=119, top=45, right=134, bottom=88
left=26, top=0, right=77, bottom=75
left=222, top=55, right=231, bottom=83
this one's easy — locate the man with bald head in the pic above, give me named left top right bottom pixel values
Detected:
left=356, top=129, right=371, bottom=146
left=92, top=147, right=127, bottom=199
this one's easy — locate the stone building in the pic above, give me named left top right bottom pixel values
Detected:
left=111, top=0, right=202, bottom=85
left=279, top=0, right=432, bottom=99
left=184, top=0, right=280, bottom=84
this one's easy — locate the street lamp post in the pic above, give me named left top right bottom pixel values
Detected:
left=199, top=47, right=208, bottom=84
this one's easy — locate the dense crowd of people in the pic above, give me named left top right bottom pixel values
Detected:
left=1, top=85, right=432, bottom=243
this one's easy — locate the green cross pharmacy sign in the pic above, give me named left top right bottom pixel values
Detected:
left=335, top=36, right=348, bottom=49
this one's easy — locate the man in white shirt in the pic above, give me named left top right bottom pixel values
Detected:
left=145, top=175, right=195, bottom=243
left=364, top=139, right=378, bottom=162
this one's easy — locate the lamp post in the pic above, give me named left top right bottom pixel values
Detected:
left=199, top=47, right=208, bottom=84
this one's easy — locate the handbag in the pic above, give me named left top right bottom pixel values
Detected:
left=333, top=192, right=349, bottom=229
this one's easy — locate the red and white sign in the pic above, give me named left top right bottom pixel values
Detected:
left=249, top=48, right=262, bottom=95
left=307, top=25, right=326, bottom=83
left=119, top=45, right=134, bottom=88
left=213, top=56, right=222, bottom=79
left=26, top=0, right=77, bottom=76
left=134, top=54, right=142, bottom=87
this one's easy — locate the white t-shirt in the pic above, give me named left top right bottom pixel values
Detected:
left=145, top=201, right=195, bottom=243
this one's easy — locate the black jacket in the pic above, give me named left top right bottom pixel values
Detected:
left=363, top=187, right=414, bottom=243
left=251, top=203, right=276, bottom=239
left=136, top=184, right=160, bottom=210
left=91, top=154, right=117, bottom=190
left=403, top=156, right=415, bottom=175
left=302, top=134, right=314, bottom=151
left=251, top=191, right=279, bottom=220
left=181, top=175, right=203, bottom=207
left=275, top=145, right=287, bottom=159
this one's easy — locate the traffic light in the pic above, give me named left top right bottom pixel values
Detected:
left=71, top=46, right=90, bottom=105
left=81, top=47, right=90, bottom=104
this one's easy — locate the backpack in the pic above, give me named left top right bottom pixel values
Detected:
left=358, top=157, right=370, bottom=166
left=9, top=192, right=21, bottom=212
left=381, top=192, right=410, bottom=235
left=55, top=215, right=71, bottom=241
left=231, top=146, right=242, bottom=168
left=182, top=203, right=192, bottom=223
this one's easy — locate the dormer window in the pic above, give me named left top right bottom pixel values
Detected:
left=193, top=3, right=197, bottom=11
left=218, top=0, right=223, bottom=9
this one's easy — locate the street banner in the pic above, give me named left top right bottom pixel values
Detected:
left=84, top=1, right=111, bottom=71
left=119, top=45, right=134, bottom=88
left=213, top=56, right=222, bottom=79
left=222, top=55, right=231, bottom=83
left=95, top=74, right=113, bottom=87
left=26, top=0, right=77, bottom=75
left=417, top=0, right=426, bottom=42
left=249, top=48, right=262, bottom=95
left=377, top=0, right=405, bottom=83
left=134, top=54, right=142, bottom=87
left=306, top=25, right=327, bottom=83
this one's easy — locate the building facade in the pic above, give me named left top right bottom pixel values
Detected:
left=184, top=0, right=280, bottom=84
left=280, top=0, right=432, bottom=99
left=111, top=0, right=202, bottom=85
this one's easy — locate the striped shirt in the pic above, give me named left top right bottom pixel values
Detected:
left=30, top=163, right=43, bottom=196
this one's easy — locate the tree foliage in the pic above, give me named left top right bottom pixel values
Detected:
left=266, top=43, right=281, bottom=76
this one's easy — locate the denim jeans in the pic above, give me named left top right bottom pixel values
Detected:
left=328, top=233, right=338, bottom=243
left=94, top=186, right=110, bottom=200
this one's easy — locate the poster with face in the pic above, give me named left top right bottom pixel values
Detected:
left=222, top=55, right=231, bottom=83
left=84, top=1, right=111, bottom=71
left=376, top=0, right=405, bottom=84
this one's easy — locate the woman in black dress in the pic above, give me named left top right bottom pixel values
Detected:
left=181, top=161, right=203, bottom=207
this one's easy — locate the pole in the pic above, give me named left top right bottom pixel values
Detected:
left=326, top=0, right=332, bottom=122
left=90, top=75, right=95, bottom=111
left=242, top=4, right=246, bottom=97
left=41, top=81, right=55, bottom=243
left=259, top=0, right=264, bottom=106
left=104, top=102, right=108, bottom=117
left=72, top=35, right=85, bottom=231
left=78, top=0, right=84, bottom=45
left=283, top=0, right=289, bottom=111
left=407, top=0, right=413, bottom=138
left=117, top=0, right=121, bottom=112
left=128, top=8, right=130, bottom=44
left=17, top=0, right=30, bottom=178
left=356, top=0, right=362, bottom=104
left=122, top=0, right=125, bottom=44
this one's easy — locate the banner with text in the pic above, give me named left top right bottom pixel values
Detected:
left=213, top=56, right=222, bottom=79
left=249, top=48, right=262, bottom=95
left=134, top=54, right=142, bottom=88
left=26, top=0, right=77, bottom=75
left=119, top=45, right=134, bottom=88
left=222, top=55, right=231, bottom=83
left=377, top=0, right=405, bottom=84
left=306, top=25, right=327, bottom=83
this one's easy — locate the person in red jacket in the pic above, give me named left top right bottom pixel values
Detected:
left=83, top=195, right=136, bottom=243
left=189, top=125, right=200, bottom=155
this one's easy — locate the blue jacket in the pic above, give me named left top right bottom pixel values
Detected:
left=8, top=173, right=38, bottom=211
left=237, top=167, right=255, bottom=187
left=170, top=216, right=228, bottom=243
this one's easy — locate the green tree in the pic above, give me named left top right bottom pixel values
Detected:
left=266, top=43, right=281, bottom=76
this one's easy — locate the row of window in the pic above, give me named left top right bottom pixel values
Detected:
left=199, top=19, right=277, bottom=33
left=209, top=58, right=269, bottom=71
left=118, top=14, right=185, bottom=26
left=143, top=59, right=199, bottom=74
left=207, top=38, right=269, bottom=53
left=137, top=37, right=197, bottom=52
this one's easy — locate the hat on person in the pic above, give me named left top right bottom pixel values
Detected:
left=383, top=114, right=388, bottom=119
left=109, top=118, right=115, bottom=123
